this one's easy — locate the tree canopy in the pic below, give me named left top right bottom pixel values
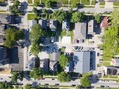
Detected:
left=94, top=14, right=101, bottom=23
left=58, top=54, right=69, bottom=69
left=80, top=76, right=91, bottom=88
left=9, top=0, right=21, bottom=15
left=30, top=24, right=45, bottom=43
left=71, top=12, right=84, bottom=23
left=103, top=26, right=119, bottom=60
left=30, top=67, right=43, bottom=80
left=30, top=43, right=42, bottom=56
left=25, top=85, right=31, bottom=89
left=52, top=10, right=67, bottom=23
left=0, top=82, right=13, bottom=89
left=12, top=72, right=19, bottom=83
left=57, top=72, right=71, bottom=82
left=30, top=24, right=45, bottom=55
left=110, top=10, right=119, bottom=27
left=103, top=10, right=119, bottom=61
left=4, top=28, right=24, bottom=48
left=45, top=0, right=52, bottom=8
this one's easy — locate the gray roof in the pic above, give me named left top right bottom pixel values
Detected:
left=25, top=58, right=36, bottom=71
left=0, top=14, right=10, bottom=24
left=8, top=47, right=24, bottom=71
left=49, top=20, right=57, bottom=31
left=73, top=51, right=90, bottom=74
left=40, top=59, right=49, bottom=72
left=114, top=58, right=119, bottom=66
left=74, top=22, right=86, bottom=40
left=62, top=20, right=70, bottom=31
left=88, top=20, right=95, bottom=35
left=0, top=25, right=5, bottom=44
left=50, top=52, right=60, bottom=61
left=0, top=47, right=7, bottom=66
left=39, top=20, right=47, bottom=29
left=49, top=52, right=60, bottom=71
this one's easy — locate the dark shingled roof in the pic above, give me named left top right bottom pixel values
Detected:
left=8, top=47, right=24, bottom=71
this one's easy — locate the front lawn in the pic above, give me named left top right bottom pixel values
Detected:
left=103, top=75, right=118, bottom=78
left=102, top=62, right=110, bottom=66
left=113, top=2, right=119, bottom=6
left=100, top=2, right=105, bottom=5
left=28, top=13, right=35, bottom=20
left=28, top=0, right=32, bottom=4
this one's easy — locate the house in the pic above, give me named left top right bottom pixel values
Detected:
left=49, top=20, right=57, bottom=31
left=88, top=20, right=95, bottom=35
left=111, top=58, right=119, bottom=67
left=104, top=66, right=119, bottom=75
left=0, top=47, right=8, bottom=66
left=62, top=20, right=70, bottom=31
left=0, top=25, right=5, bottom=45
left=73, top=51, right=90, bottom=74
left=49, top=52, right=60, bottom=72
left=74, top=22, right=86, bottom=42
left=39, top=20, right=47, bottom=30
left=25, top=58, right=36, bottom=71
left=28, top=20, right=37, bottom=31
left=100, top=17, right=109, bottom=29
left=40, top=59, right=49, bottom=72
left=38, top=52, right=49, bottom=72
left=0, top=14, right=10, bottom=24
left=8, top=46, right=24, bottom=71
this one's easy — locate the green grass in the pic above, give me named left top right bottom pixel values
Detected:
left=28, top=0, right=32, bottom=4
left=113, top=2, right=119, bottom=6
left=103, top=75, right=118, bottom=78
left=102, top=62, right=110, bottom=66
left=28, top=13, right=35, bottom=20
left=97, top=88, right=119, bottom=89
left=84, top=6, right=95, bottom=8
left=0, top=0, right=5, bottom=2
left=100, top=2, right=105, bottom=5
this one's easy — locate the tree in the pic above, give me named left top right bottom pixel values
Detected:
left=32, top=7, right=38, bottom=15
left=30, top=43, right=42, bottom=56
left=80, top=77, right=91, bottom=88
left=30, top=67, right=43, bottom=80
left=75, top=86, right=81, bottom=89
left=58, top=54, right=69, bottom=69
left=110, top=10, right=119, bottom=27
left=0, top=82, right=13, bottom=89
left=9, top=0, right=21, bottom=15
left=57, top=72, right=71, bottom=82
left=12, top=72, right=19, bottom=83
left=103, top=26, right=119, bottom=60
left=45, top=0, right=52, bottom=8
left=52, top=10, right=67, bottom=23
left=94, top=14, right=101, bottom=23
left=71, top=12, right=84, bottom=23
left=30, top=24, right=45, bottom=43
left=25, top=85, right=31, bottom=89
left=4, top=28, right=24, bottom=48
